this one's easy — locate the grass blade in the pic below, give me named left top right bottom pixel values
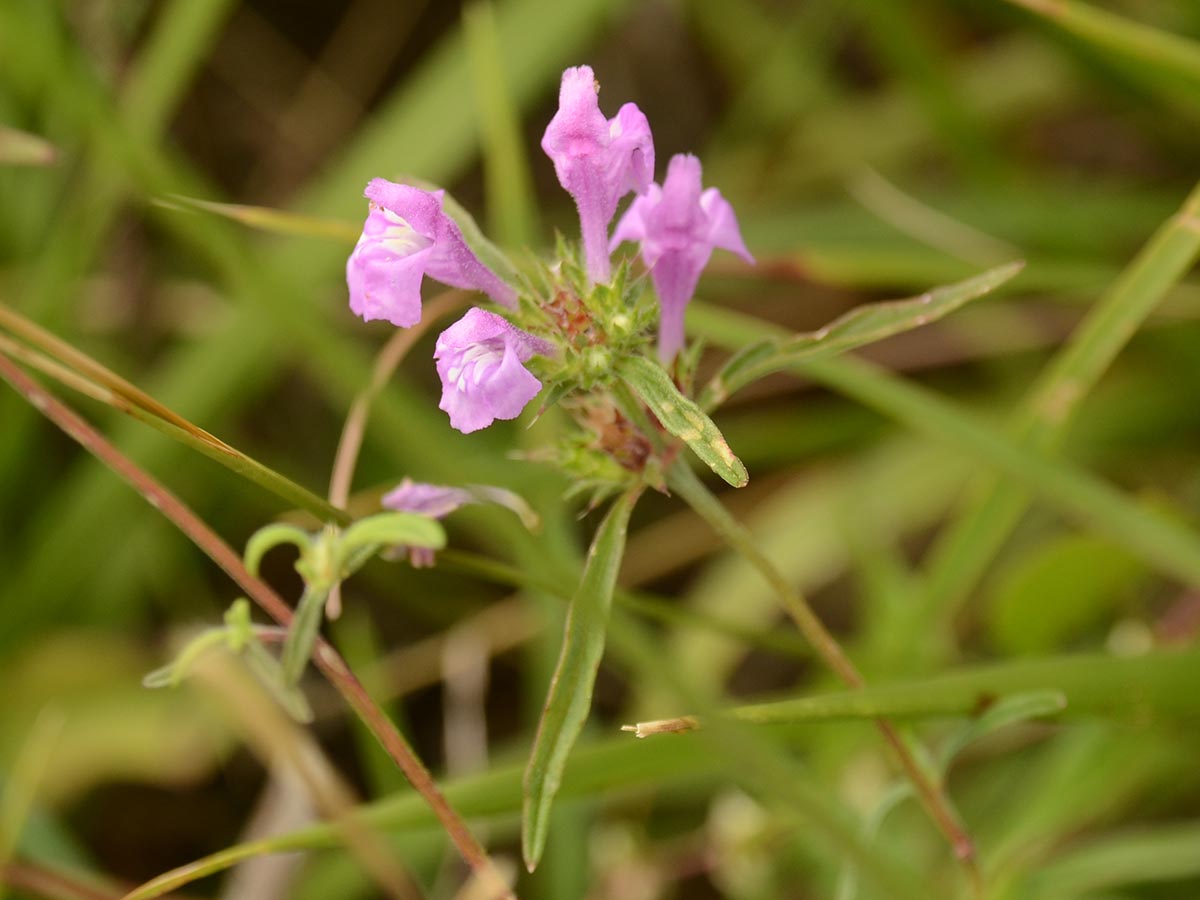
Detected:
left=1003, top=0, right=1200, bottom=92
left=156, top=195, right=361, bottom=242
left=123, top=647, right=1200, bottom=898
left=522, top=489, right=639, bottom=872
left=463, top=0, right=540, bottom=248
left=0, top=308, right=349, bottom=525
left=687, top=306, right=1200, bottom=592
left=1024, top=821, right=1200, bottom=899
left=917, top=179, right=1200, bottom=639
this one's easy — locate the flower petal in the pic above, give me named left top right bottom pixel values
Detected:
left=480, top=342, right=543, bottom=421
left=434, top=308, right=551, bottom=434
left=347, top=228, right=430, bottom=327
left=701, top=187, right=754, bottom=264
left=609, top=190, right=653, bottom=252
left=382, top=478, right=475, bottom=518
left=348, top=180, right=517, bottom=326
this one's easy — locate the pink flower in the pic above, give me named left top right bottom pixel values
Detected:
left=347, top=179, right=516, bottom=327
left=434, top=308, right=555, bottom=434
left=542, top=65, right=654, bottom=285
left=611, top=154, right=753, bottom=361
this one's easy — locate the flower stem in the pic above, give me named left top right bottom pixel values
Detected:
left=0, top=351, right=516, bottom=900
left=666, top=460, right=979, bottom=876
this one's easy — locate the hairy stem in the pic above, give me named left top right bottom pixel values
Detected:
left=0, top=351, right=515, bottom=900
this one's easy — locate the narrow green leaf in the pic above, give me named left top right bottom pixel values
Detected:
left=243, top=524, right=312, bottom=578
left=339, top=511, right=446, bottom=555
left=243, top=639, right=314, bottom=723
left=699, top=261, right=1024, bottom=410
left=938, top=690, right=1067, bottom=768
left=617, top=356, right=749, bottom=488
left=281, top=587, right=328, bottom=685
left=522, top=489, right=639, bottom=872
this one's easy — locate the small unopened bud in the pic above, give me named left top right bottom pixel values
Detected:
left=586, top=346, right=612, bottom=375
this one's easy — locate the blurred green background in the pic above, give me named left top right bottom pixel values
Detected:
left=2, top=0, right=1200, bottom=898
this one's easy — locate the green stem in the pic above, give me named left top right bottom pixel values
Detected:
left=281, top=586, right=330, bottom=685
left=665, top=460, right=978, bottom=868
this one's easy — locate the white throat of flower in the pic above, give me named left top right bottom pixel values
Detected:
left=379, top=207, right=433, bottom=256
left=445, top=342, right=504, bottom=392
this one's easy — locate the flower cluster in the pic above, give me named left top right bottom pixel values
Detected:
left=345, top=63, right=752, bottom=437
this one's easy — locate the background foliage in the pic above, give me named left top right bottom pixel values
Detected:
left=2, top=1, right=1199, bottom=898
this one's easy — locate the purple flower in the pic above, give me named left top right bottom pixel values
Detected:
left=435, top=308, right=555, bottom=434
left=383, top=477, right=541, bottom=567
left=611, top=154, right=753, bottom=361
left=542, top=65, right=654, bottom=285
left=347, top=179, right=516, bottom=328
left=382, top=479, right=476, bottom=567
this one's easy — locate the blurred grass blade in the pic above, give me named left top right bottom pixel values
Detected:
left=0, top=708, right=66, bottom=886
left=1003, top=0, right=1200, bottom=92
left=120, top=0, right=237, bottom=139
left=464, top=0, right=540, bottom=247
left=122, top=648, right=1200, bottom=897
left=619, top=356, right=749, bottom=487
left=0, top=305, right=349, bottom=524
left=848, top=168, right=1019, bottom=264
left=522, top=489, right=638, bottom=873
left=698, top=649, right=1200, bottom=727
left=700, top=261, right=1024, bottom=410
left=157, top=194, right=361, bottom=242
left=918, top=179, right=1200, bottom=638
left=1024, top=821, right=1200, bottom=898
left=688, top=305, right=1200, bottom=592
left=937, top=691, right=1066, bottom=768
left=0, top=125, right=59, bottom=166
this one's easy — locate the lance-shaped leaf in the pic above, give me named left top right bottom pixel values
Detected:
left=522, top=489, right=640, bottom=872
left=699, top=261, right=1024, bottom=411
left=280, top=586, right=329, bottom=685
left=617, top=356, right=749, bottom=488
